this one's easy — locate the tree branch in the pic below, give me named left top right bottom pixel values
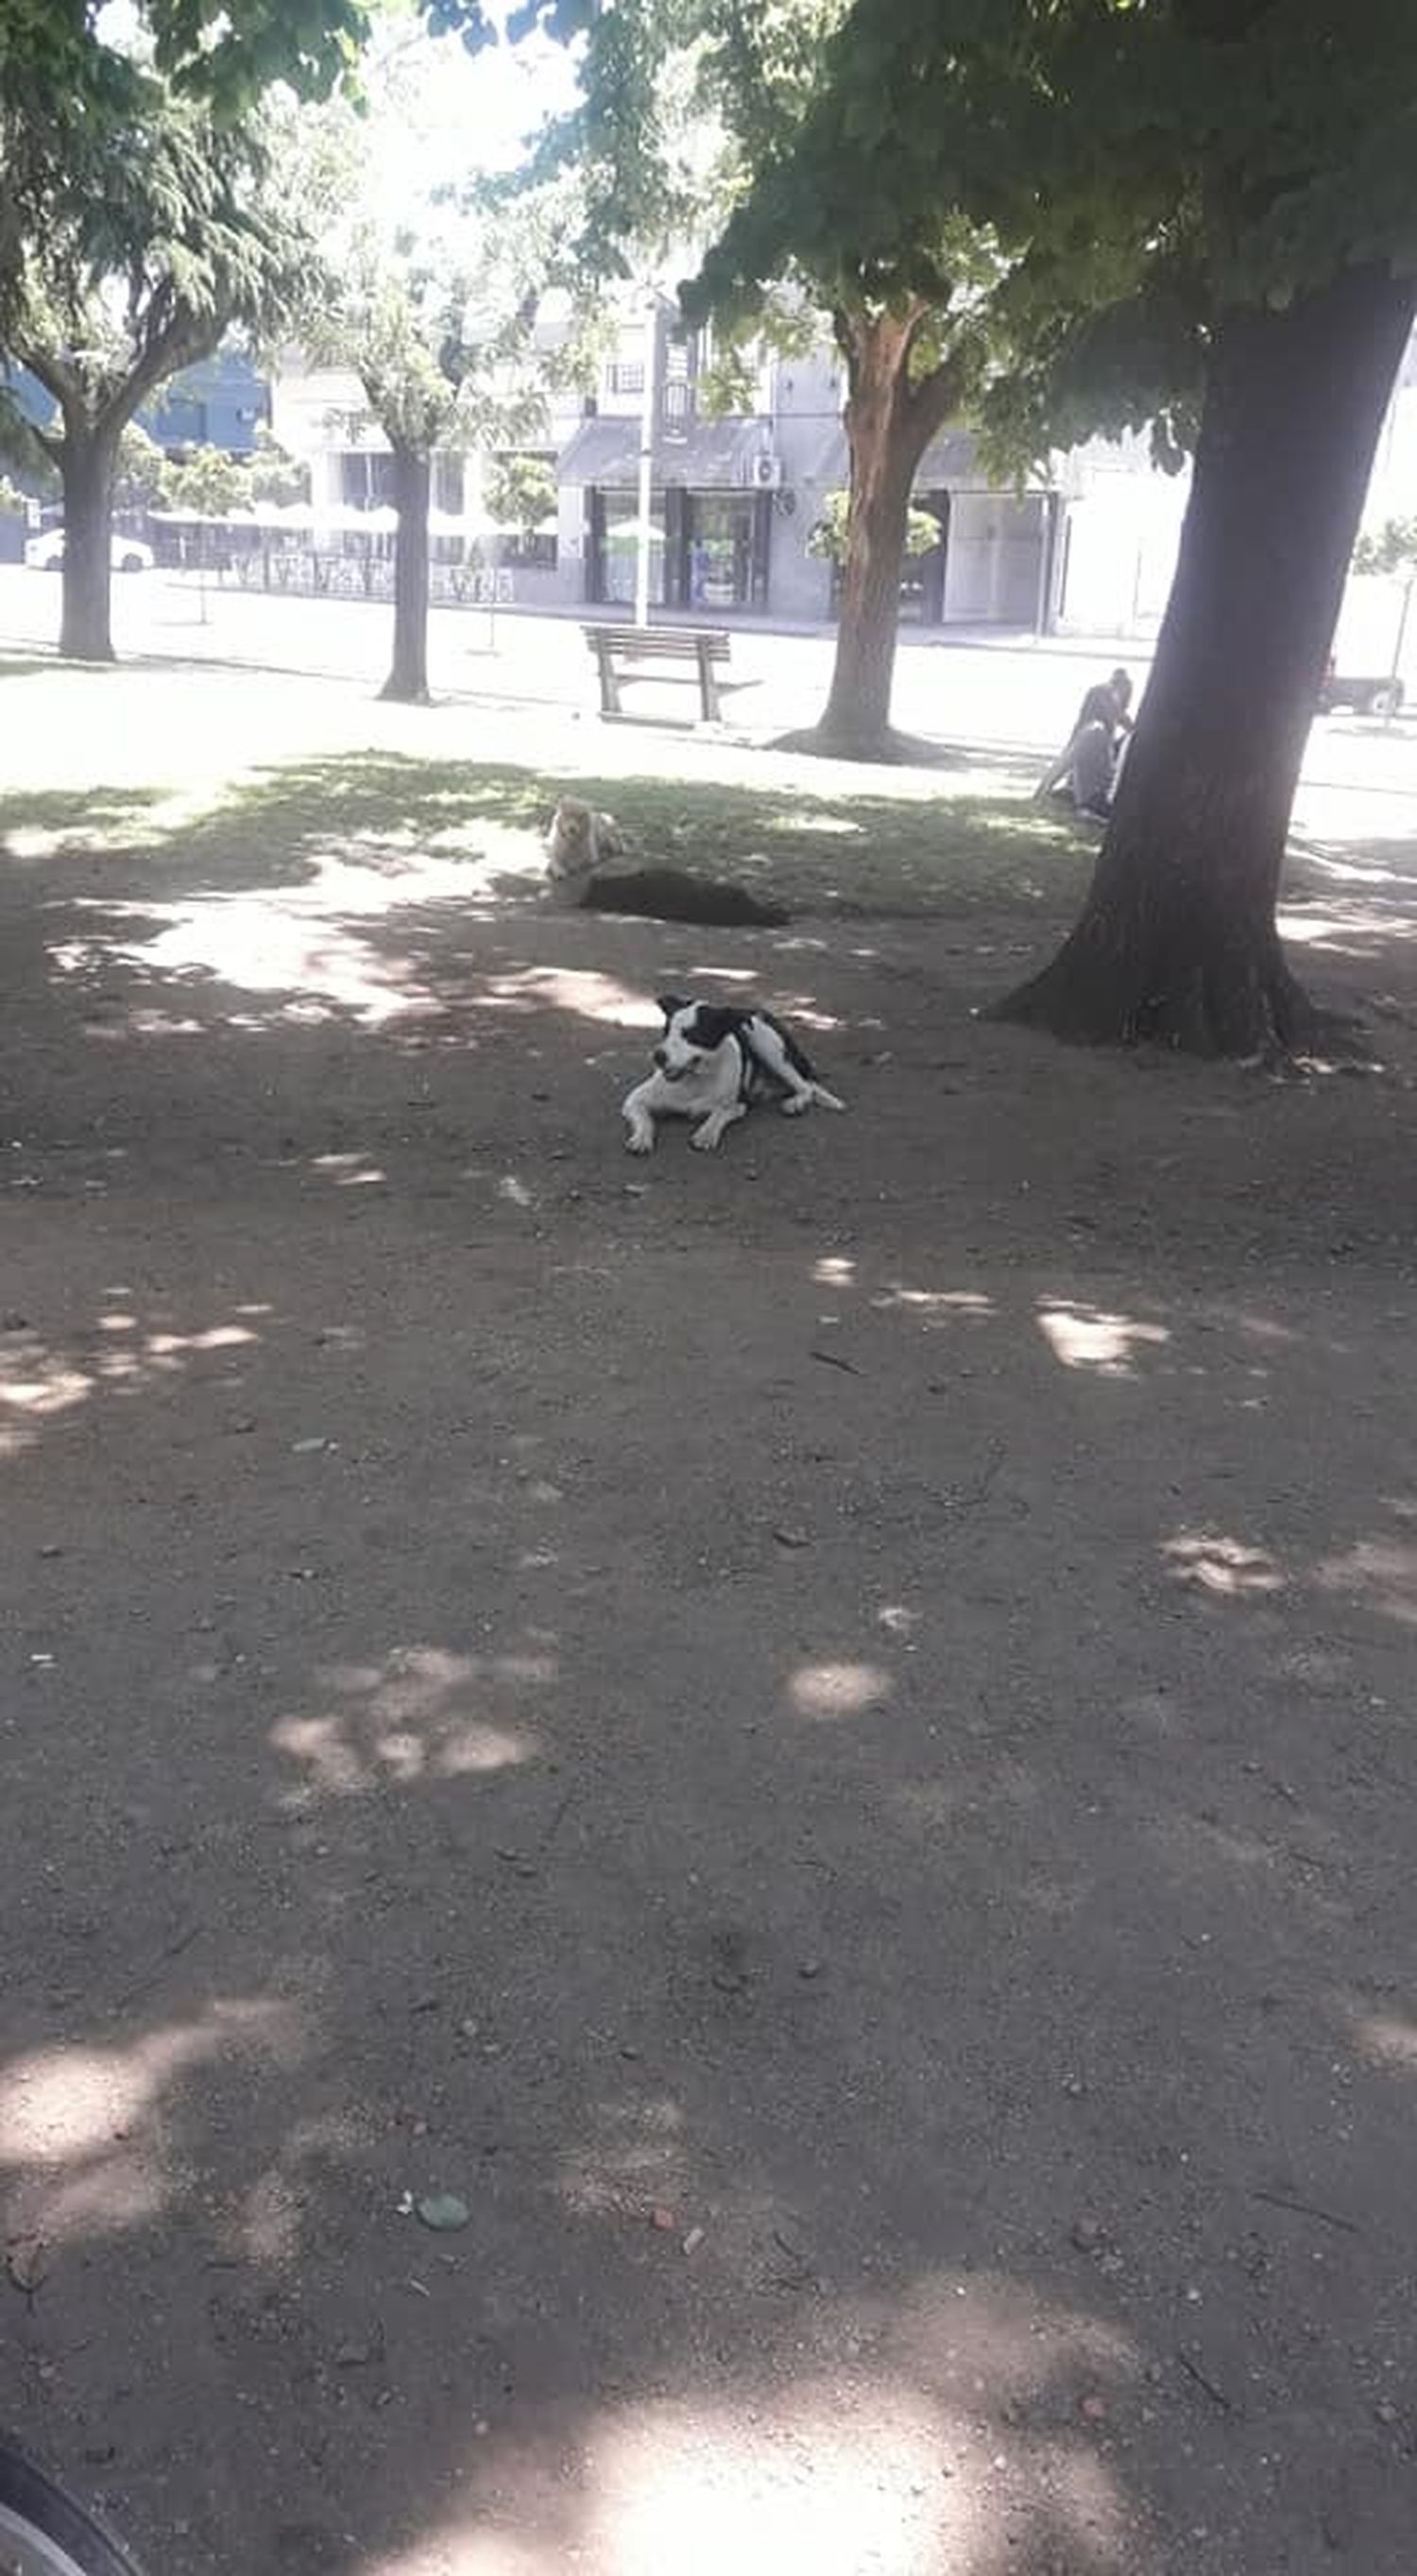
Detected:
left=101, top=303, right=224, bottom=433
left=900, top=296, right=937, bottom=367
left=829, top=303, right=862, bottom=366
left=906, top=346, right=970, bottom=441
left=11, top=339, right=81, bottom=419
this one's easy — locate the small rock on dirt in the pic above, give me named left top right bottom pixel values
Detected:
left=6, top=2239, right=48, bottom=2295
left=415, top=2193, right=469, bottom=2232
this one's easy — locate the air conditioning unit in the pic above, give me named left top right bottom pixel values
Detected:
left=748, top=452, right=784, bottom=490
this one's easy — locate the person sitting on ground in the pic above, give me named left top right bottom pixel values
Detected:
left=1035, top=666, right=1135, bottom=804
left=1068, top=718, right=1123, bottom=822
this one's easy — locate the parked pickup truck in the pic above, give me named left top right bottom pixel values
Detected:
left=1317, top=657, right=1405, bottom=717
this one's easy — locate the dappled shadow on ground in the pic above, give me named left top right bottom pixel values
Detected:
left=3, top=739, right=1417, bottom=2576
left=5, top=1206, right=1417, bottom=2576
left=1282, top=830, right=1417, bottom=978
left=0, top=784, right=166, bottom=853
left=768, top=724, right=1033, bottom=776
left=0, top=745, right=1092, bottom=929
left=0, top=746, right=1095, bottom=1152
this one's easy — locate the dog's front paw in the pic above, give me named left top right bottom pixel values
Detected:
left=780, top=1093, right=811, bottom=1116
left=624, top=1126, right=655, bottom=1155
left=690, top=1123, right=724, bottom=1152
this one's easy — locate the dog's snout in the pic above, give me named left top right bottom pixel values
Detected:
left=653, top=1046, right=669, bottom=1069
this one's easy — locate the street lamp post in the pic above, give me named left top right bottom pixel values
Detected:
left=634, top=292, right=657, bottom=629
left=1384, top=573, right=1413, bottom=727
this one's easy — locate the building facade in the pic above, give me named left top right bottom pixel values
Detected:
left=143, top=351, right=269, bottom=453
left=1048, top=332, right=1417, bottom=653
left=553, top=307, right=1058, bottom=628
left=3, top=350, right=268, bottom=461
left=269, top=299, right=1063, bottom=630
left=13, top=299, right=1404, bottom=647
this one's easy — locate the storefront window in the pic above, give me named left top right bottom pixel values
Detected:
left=587, top=486, right=769, bottom=609
left=686, top=493, right=756, bottom=609
left=593, top=488, right=667, bottom=606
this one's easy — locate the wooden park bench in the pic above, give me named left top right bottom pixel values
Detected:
left=583, top=623, right=732, bottom=724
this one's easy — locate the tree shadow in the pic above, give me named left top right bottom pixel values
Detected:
left=1281, top=830, right=1417, bottom=972
left=4, top=1038, right=1417, bottom=2572
left=768, top=725, right=1031, bottom=775
left=0, top=785, right=166, bottom=852
left=3, top=732, right=1417, bottom=2572
left=3, top=747, right=1093, bottom=913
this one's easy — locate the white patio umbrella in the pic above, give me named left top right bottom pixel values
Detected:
left=605, top=515, right=666, bottom=548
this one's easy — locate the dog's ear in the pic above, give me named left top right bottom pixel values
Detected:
left=657, top=993, right=687, bottom=1022
left=691, top=1005, right=739, bottom=1049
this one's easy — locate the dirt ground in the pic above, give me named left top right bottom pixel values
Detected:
left=3, top=657, right=1417, bottom=2576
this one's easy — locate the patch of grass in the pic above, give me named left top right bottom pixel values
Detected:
left=0, top=784, right=165, bottom=861
left=552, top=765, right=1094, bottom=914
left=0, top=654, right=61, bottom=682
left=0, top=746, right=1101, bottom=919
left=159, top=752, right=1098, bottom=918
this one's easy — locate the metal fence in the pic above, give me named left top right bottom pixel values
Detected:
left=222, top=550, right=515, bottom=608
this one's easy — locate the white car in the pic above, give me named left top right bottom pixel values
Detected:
left=24, top=530, right=154, bottom=572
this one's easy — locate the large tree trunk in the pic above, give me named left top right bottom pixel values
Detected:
left=810, top=307, right=961, bottom=761
left=59, top=419, right=120, bottom=662
left=381, top=441, right=432, bottom=704
left=996, top=264, right=1417, bottom=1054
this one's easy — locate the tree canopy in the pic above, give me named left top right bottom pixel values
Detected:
left=483, top=449, right=558, bottom=537
left=9, top=96, right=314, bottom=425
left=1354, top=516, right=1417, bottom=582
left=0, top=0, right=533, bottom=112
left=684, top=0, right=1417, bottom=471
left=627, top=0, right=1417, bottom=1049
left=291, top=70, right=585, bottom=697
left=806, top=486, right=940, bottom=568
left=0, top=0, right=576, bottom=351
left=521, top=0, right=1014, bottom=750
left=6, top=77, right=324, bottom=654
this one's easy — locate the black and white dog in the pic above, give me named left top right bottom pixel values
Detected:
left=623, top=995, right=846, bottom=1154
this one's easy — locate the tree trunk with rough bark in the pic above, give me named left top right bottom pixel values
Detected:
left=995, top=264, right=1417, bottom=1054
left=59, top=419, right=120, bottom=661
left=811, top=307, right=962, bottom=760
left=381, top=441, right=433, bottom=704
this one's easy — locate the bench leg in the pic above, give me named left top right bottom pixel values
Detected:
left=594, top=638, right=623, bottom=717
left=696, top=637, right=722, bottom=723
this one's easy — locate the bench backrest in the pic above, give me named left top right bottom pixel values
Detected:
left=586, top=625, right=731, bottom=662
